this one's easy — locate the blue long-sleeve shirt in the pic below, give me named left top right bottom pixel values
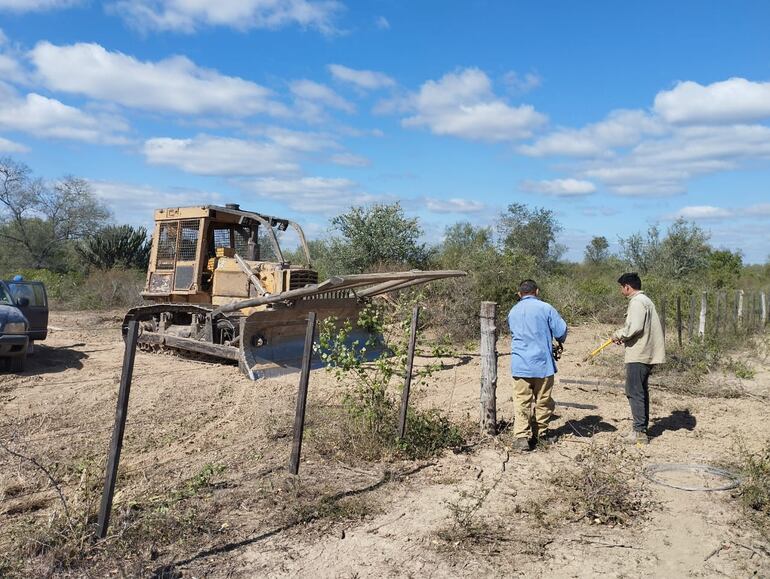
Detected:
left=508, top=295, right=568, bottom=378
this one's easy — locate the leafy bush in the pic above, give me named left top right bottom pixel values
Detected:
left=315, top=302, right=462, bottom=461
left=325, top=203, right=430, bottom=275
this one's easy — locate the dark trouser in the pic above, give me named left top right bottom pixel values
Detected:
left=625, top=362, right=652, bottom=432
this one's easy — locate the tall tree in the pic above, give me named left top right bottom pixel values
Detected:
left=0, top=157, right=110, bottom=270
left=658, top=218, right=710, bottom=278
left=584, top=236, right=610, bottom=265
left=618, top=224, right=661, bottom=275
left=497, top=203, right=564, bottom=270
left=329, top=203, right=429, bottom=273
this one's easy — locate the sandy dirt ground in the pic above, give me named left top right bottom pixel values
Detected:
left=1, top=310, right=769, bottom=578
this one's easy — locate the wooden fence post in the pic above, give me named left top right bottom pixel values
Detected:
left=676, top=296, right=682, bottom=346
left=737, top=289, right=744, bottom=327
left=761, top=291, right=767, bottom=329
left=398, top=306, right=420, bottom=439
left=97, top=320, right=139, bottom=539
left=754, top=293, right=760, bottom=329
left=479, top=302, right=498, bottom=436
left=688, top=295, right=696, bottom=340
left=289, top=312, right=317, bottom=476
left=698, top=291, right=707, bottom=337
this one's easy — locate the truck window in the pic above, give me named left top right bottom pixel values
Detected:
left=0, top=285, right=11, bottom=305
left=9, top=283, right=43, bottom=306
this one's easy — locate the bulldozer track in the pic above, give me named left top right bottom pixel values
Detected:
left=123, top=303, right=241, bottom=363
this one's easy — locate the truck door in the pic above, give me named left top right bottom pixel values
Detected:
left=9, top=281, right=48, bottom=341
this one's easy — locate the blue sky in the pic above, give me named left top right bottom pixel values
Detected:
left=1, top=0, right=769, bottom=262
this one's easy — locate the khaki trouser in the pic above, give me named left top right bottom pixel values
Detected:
left=512, top=375, right=555, bottom=439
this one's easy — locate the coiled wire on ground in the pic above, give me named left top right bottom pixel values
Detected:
left=643, top=463, right=741, bottom=491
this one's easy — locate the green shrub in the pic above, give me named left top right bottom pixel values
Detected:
left=316, top=301, right=463, bottom=461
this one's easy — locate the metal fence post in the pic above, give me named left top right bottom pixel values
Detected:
left=398, top=306, right=420, bottom=439
left=97, top=320, right=139, bottom=539
left=289, top=312, right=317, bottom=476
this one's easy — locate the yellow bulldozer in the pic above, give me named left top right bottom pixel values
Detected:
left=123, top=204, right=465, bottom=379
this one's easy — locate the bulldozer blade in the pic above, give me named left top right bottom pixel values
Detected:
left=238, top=297, right=380, bottom=380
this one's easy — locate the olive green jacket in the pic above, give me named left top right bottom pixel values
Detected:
left=613, top=291, right=666, bottom=365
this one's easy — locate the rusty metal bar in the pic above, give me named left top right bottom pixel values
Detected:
left=398, top=306, right=420, bottom=439
left=289, top=312, right=317, bottom=475
left=97, top=320, right=139, bottom=539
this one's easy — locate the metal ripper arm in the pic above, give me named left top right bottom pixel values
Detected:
left=211, top=270, right=467, bottom=316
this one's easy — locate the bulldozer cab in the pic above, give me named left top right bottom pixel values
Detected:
left=144, top=204, right=312, bottom=303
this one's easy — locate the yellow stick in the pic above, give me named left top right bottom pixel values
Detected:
left=583, top=338, right=614, bottom=361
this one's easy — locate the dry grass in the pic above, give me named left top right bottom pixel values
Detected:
left=735, top=438, right=770, bottom=540
left=549, top=439, right=648, bottom=526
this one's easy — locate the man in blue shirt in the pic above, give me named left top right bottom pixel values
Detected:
left=507, top=279, right=568, bottom=451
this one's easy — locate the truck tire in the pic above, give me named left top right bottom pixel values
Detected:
left=8, top=354, right=25, bottom=372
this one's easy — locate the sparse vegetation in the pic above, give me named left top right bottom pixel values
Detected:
left=437, top=482, right=500, bottom=545
left=736, top=439, right=770, bottom=539
left=0, top=446, right=226, bottom=578
left=550, top=440, right=647, bottom=526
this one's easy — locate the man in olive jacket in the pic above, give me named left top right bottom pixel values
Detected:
left=613, top=272, right=665, bottom=445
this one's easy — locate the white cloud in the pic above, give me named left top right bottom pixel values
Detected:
left=0, top=136, right=28, bottom=153
left=0, top=54, right=25, bottom=84
left=654, top=78, right=770, bottom=125
left=143, top=135, right=299, bottom=176
left=745, top=203, right=770, bottom=216
left=666, top=205, right=734, bottom=220
left=330, top=152, right=370, bottom=167
left=251, top=126, right=339, bottom=152
left=110, top=0, right=343, bottom=34
left=91, top=180, right=222, bottom=226
left=424, top=197, right=485, bottom=213
left=0, top=28, right=7, bottom=44
left=30, top=42, right=288, bottom=117
left=290, top=79, right=355, bottom=114
left=0, top=0, right=81, bottom=12
left=402, top=68, right=546, bottom=142
left=519, top=110, right=666, bottom=157
left=237, top=176, right=377, bottom=213
left=328, top=64, right=395, bottom=90
left=520, top=178, right=596, bottom=196
left=0, top=92, right=129, bottom=143
left=661, top=203, right=770, bottom=225
left=517, top=76, right=770, bottom=197
left=582, top=124, right=770, bottom=195
left=502, top=71, right=542, bottom=95
left=375, top=15, right=390, bottom=30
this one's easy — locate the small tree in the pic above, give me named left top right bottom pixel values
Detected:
left=328, top=203, right=429, bottom=274
left=618, top=224, right=661, bottom=275
left=497, top=203, right=564, bottom=271
left=77, top=225, right=151, bottom=270
left=584, top=236, right=610, bottom=265
left=707, top=249, right=742, bottom=289
left=658, top=218, right=710, bottom=279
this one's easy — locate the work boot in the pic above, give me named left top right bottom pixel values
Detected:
left=622, top=429, right=649, bottom=445
left=535, top=430, right=558, bottom=448
left=513, top=437, right=531, bottom=452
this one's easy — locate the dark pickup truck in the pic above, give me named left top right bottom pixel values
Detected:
left=0, top=279, right=48, bottom=371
